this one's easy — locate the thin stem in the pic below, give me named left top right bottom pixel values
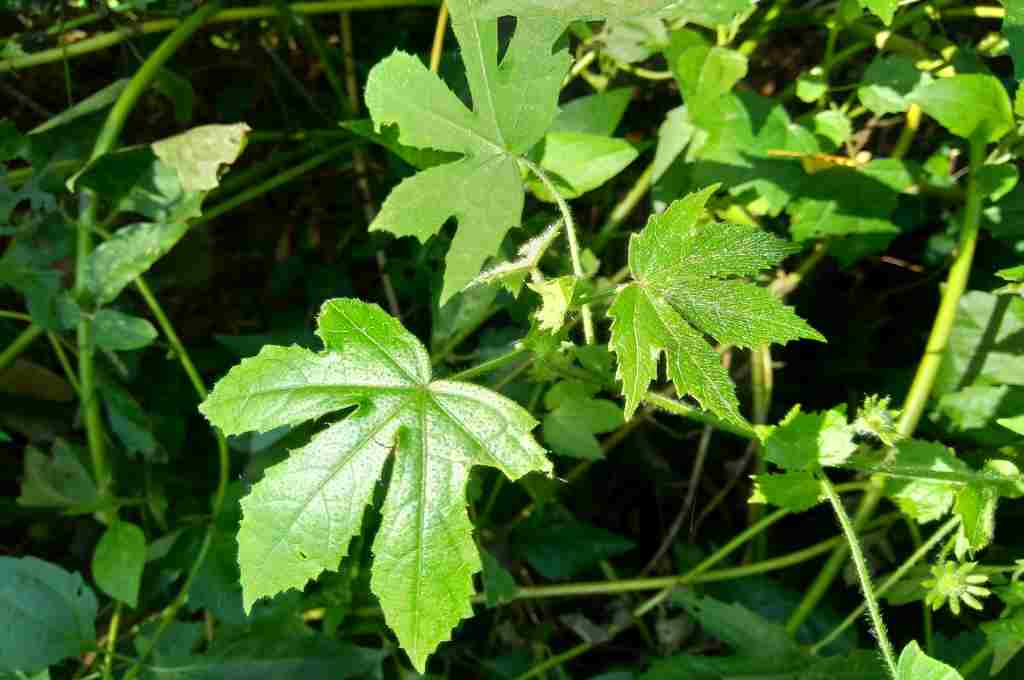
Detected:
left=193, top=144, right=354, bottom=226
left=0, top=0, right=442, bottom=73
left=0, top=324, right=44, bottom=374
left=429, top=1, right=449, bottom=73
left=448, top=347, right=528, bottom=382
left=819, top=472, right=897, bottom=677
left=102, top=603, right=122, bottom=680
left=644, top=392, right=755, bottom=439
left=519, top=157, right=595, bottom=344
left=594, top=160, right=654, bottom=254
left=47, top=332, right=81, bottom=394
left=788, top=134, right=988, bottom=634
left=0, top=310, right=33, bottom=322
left=810, top=515, right=960, bottom=654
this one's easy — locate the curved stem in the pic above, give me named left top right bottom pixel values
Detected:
left=819, top=472, right=897, bottom=678
left=788, top=134, right=987, bottom=634
left=448, top=347, right=528, bottom=382
left=0, top=0, right=441, bottom=73
left=519, top=157, right=595, bottom=344
left=0, top=324, right=43, bottom=374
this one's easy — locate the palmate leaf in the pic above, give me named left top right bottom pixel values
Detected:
left=199, top=299, right=551, bottom=672
left=365, top=1, right=677, bottom=304
left=608, top=186, right=823, bottom=424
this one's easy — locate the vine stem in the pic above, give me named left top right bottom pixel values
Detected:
left=428, top=1, right=449, bottom=73
left=810, top=515, right=960, bottom=654
left=819, top=472, right=897, bottom=678
left=0, top=324, right=43, bottom=374
left=0, top=0, right=441, bottom=73
left=519, top=157, right=596, bottom=344
left=787, top=134, right=987, bottom=634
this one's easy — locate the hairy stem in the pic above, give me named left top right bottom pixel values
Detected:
left=787, top=134, right=987, bottom=634
left=820, top=472, right=897, bottom=677
left=519, top=157, right=596, bottom=344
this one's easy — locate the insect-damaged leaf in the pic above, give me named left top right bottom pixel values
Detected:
left=608, top=186, right=823, bottom=425
left=199, top=299, right=550, bottom=672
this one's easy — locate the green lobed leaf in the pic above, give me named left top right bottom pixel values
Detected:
left=365, top=0, right=571, bottom=304
left=0, top=557, right=98, bottom=673
left=910, top=75, right=1014, bottom=143
left=199, top=298, right=551, bottom=671
left=609, top=187, right=821, bottom=423
left=896, top=641, right=963, bottom=680
left=91, top=520, right=147, bottom=607
left=531, top=132, right=639, bottom=201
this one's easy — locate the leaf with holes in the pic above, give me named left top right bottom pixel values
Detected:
left=607, top=186, right=823, bottom=425
left=199, top=298, right=551, bottom=672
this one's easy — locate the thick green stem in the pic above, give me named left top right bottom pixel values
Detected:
left=0, top=324, right=44, bottom=374
left=519, top=157, right=595, bottom=345
left=787, top=135, right=987, bottom=634
left=819, top=473, right=897, bottom=678
left=0, top=0, right=440, bottom=73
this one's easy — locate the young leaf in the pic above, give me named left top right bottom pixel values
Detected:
left=93, top=309, right=158, bottom=351
left=0, top=557, right=98, bottom=673
left=91, top=521, right=147, bottom=607
left=896, top=641, right=963, bottom=680
left=529, top=276, right=577, bottom=332
left=608, top=186, right=823, bottom=423
left=857, top=55, right=931, bottom=115
left=885, top=440, right=970, bottom=523
left=199, top=298, right=551, bottom=672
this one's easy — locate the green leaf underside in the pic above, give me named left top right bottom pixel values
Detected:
left=608, top=187, right=823, bottom=423
left=199, top=299, right=551, bottom=671
left=0, top=557, right=98, bottom=673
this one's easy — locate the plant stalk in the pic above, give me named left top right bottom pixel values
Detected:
left=787, top=134, right=987, bottom=634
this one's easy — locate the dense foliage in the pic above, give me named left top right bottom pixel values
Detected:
left=3, top=0, right=1024, bottom=678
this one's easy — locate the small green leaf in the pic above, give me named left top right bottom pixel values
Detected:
left=764, top=405, right=855, bottom=471
left=858, top=0, right=899, bottom=24
left=796, top=67, right=828, bottom=103
left=910, top=75, right=1014, bottom=143
left=151, top=123, right=250, bottom=193
left=609, top=187, right=821, bottom=423
left=542, top=381, right=624, bottom=460
left=954, top=465, right=1001, bottom=554
left=675, top=45, right=748, bottom=115
left=999, top=414, right=1024, bottom=434
left=17, top=441, right=98, bottom=510
left=896, top=641, right=963, bottom=680
left=857, top=55, right=931, bottom=115
left=653, top=106, right=695, bottom=182
left=750, top=470, right=822, bottom=512
left=0, top=557, right=98, bottom=673
left=531, top=132, right=639, bottom=200
left=93, top=309, right=158, bottom=351
left=85, top=222, right=189, bottom=305
left=813, top=109, right=853, bottom=148
left=199, top=299, right=551, bottom=671
left=91, top=521, right=147, bottom=607
left=529, top=276, right=576, bottom=332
